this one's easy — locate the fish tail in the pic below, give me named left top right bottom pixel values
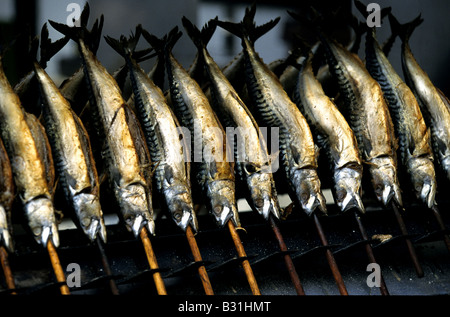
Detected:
left=354, top=0, right=391, bottom=25
left=38, top=23, right=70, bottom=68
left=105, top=24, right=144, bottom=57
left=105, top=29, right=155, bottom=66
left=48, top=3, right=104, bottom=53
left=141, top=26, right=182, bottom=58
left=182, top=16, right=218, bottom=50
left=388, top=12, right=423, bottom=43
left=217, top=3, right=279, bottom=45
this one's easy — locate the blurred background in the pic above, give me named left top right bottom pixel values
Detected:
left=0, top=0, right=449, bottom=96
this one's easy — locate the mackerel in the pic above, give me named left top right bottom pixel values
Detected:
left=105, top=27, right=197, bottom=232
left=33, top=58, right=107, bottom=242
left=217, top=6, right=327, bottom=216
left=0, top=54, right=59, bottom=247
left=314, top=26, right=402, bottom=208
left=49, top=7, right=155, bottom=237
left=143, top=27, right=240, bottom=227
left=390, top=14, right=450, bottom=184
left=293, top=51, right=364, bottom=213
left=183, top=16, right=281, bottom=220
left=363, top=19, right=436, bottom=208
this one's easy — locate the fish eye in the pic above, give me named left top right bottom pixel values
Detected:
left=244, top=163, right=258, bottom=174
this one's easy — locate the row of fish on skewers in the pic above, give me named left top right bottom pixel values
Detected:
left=0, top=2, right=449, bottom=259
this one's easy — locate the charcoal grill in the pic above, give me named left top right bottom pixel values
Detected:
left=1, top=179, right=449, bottom=296
left=1, top=0, right=449, bottom=299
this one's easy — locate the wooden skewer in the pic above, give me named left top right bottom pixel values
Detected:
left=313, top=213, right=348, bottom=295
left=0, top=246, right=16, bottom=294
left=227, top=220, right=261, bottom=295
left=430, top=205, right=450, bottom=254
left=391, top=202, right=424, bottom=277
left=269, top=215, right=305, bottom=295
left=185, top=225, right=214, bottom=295
left=353, top=211, right=389, bottom=296
left=47, top=240, right=70, bottom=295
left=95, top=238, right=120, bottom=295
left=139, top=227, right=167, bottom=295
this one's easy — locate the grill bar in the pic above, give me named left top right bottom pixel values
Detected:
left=391, top=202, right=424, bottom=277
left=269, top=215, right=305, bottom=295
left=313, top=213, right=348, bottom=295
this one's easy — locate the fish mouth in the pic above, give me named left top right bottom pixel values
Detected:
left=116, top=183, right=155, bottom=237
left=334, top=166, right=365, bottom=213
left=291, top=168, right=327, bottom=216
left=0, top=205, right=13, bottom=252
left=407, top=157, right=437, bottom=208
left=207, top=180, right=240, bottom=227
left=369, top=157, right=403, bottom=207
left=247, top=173, right=281, bottom=220
left=253, top=196, right=281, bottom=220
left=73, top=193, right=107, bottom=242
left=24, top=197, right=60, bottom=247
left=166, top=191, right=198, bottom=232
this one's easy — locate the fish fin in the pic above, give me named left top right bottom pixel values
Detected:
left=182, top=16, right=218, bottom=50
left=388, top=12, right=423, bottom=43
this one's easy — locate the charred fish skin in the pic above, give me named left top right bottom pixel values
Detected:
left=0, top=56, right=59, bottom=248
left=390, top=14, right=450, bottom=185
left=0, top=137, right=14, bottom=252
left=33, top=60, right=107, bottom=243
left=105, top=27, right=197, bottom=232
left=182, top=16, right=282, bottom=220
left=314, top=25, right=403, bottom=208
left=293, top=51, right=365, bottom=214
left=49, top=8, right=155, bottom=237
left=142, top=27, right=240, bottom=228
left=363, top=19, right=436, bottom=208
left=217, top=5, right=327, bottom=216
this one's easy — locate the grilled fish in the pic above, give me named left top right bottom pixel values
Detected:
left=217, top=5, right=327, bottom=216
left=0, top=53, right=59, bottom=247
left=49, top=6, right=155, bottom=237
left=0, top=137, right=14, bottom=252
left=142, top=27, right=240, bottom=227
left=293, top=51, right=365, bottom=213
left=182, top=16, right=281, bottom=220
left=312, top=25, right=402, bottom=208
left=363, top=21, right=436, bottom=208
left=390, top=14, right=450, bottom=184
left=105, top=27, right=197, bottom=232
left=33, top=57, right=107, bottom=242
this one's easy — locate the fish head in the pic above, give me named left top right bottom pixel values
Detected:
left=291, top=168, right=327, bottom=216
left=116, top=183, right=155, bottom=237
left=369, top=156, right=403, bottom=207
left=24, top=197, right=59, bottom=247
left=72, top=192, right=107, bottom=243
left=244, top=166, right=281, bottom=220
left=206, top=179, right=240, bottom=227
left=407, top=157, right=437, bottom=208
left=163, top=183, right=197, bottom=232
left=333, top=165, right=365, bottom=213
